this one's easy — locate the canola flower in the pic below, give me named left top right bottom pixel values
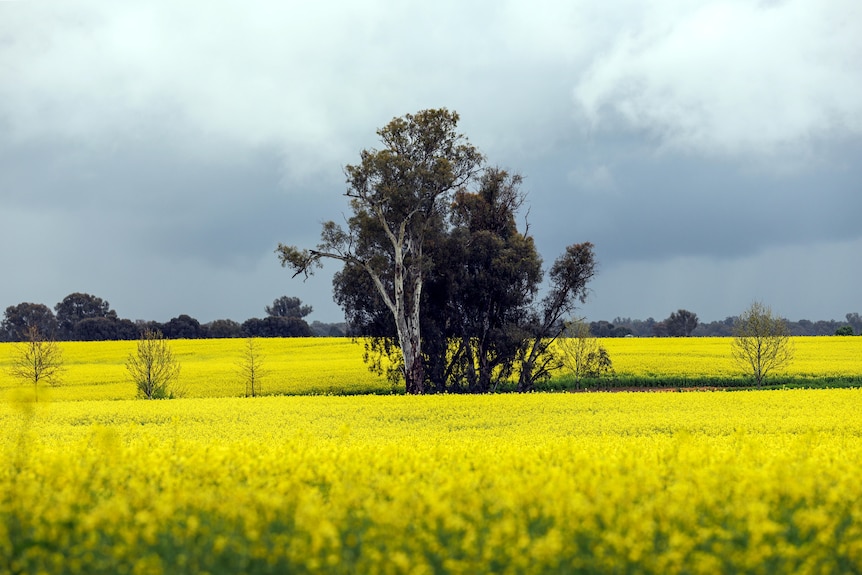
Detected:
left=2, top=390, right=861, bottom=574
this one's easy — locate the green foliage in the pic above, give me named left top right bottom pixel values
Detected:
left=835, top=325, right=854, bottom=336
left=663, top=309, right=699, bottom=337
left=206, top=319, right=243, bottom=338
left=161, top=314, right=205, bottom=339
left=1, top=303, right=58, bottom=342
left=241, top=316, right=312, bottom=338
left=266, top=296, right=312, bottom=319
left=54, top=292, right=117, bottom=339
left=583, top=346, right=615, bottom=379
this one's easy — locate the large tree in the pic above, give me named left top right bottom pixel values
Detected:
left=278, top=109, right=483, bottom=394
left=330, top=170, right=595, bottom=393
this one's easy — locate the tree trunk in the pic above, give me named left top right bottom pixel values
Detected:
left=395, top=311, right=424, bottom=394
left=391, top=250, right=425, bottom=394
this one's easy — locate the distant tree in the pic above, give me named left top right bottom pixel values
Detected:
left=7, top=326, right=64, bottom=401
left=590, top=320, right=616, bottom=338
left=207, top=319, right=243, bottom=338
left=242, top=316, right=312, bottom=338
left=664, top=309, right=699, bottom=337
left=237, top=338, right=266, bottom=397
left=309, top=321, right=347, bottom=337
left=835, top=325, right=854, bottom=336
left=651, top=321, right=669, bottom=337
left=126, top=329, right=182, bottom=399
left=813, top=320, right=839, bottom=336
left=161, top=314, right=204, bottom=339
left=613, top=317, right=655, bottom=337
left=2, top=303, right=58, bottom=341
left=610, top=325, right=633, bottom=337
left=265, top=296, right=312, bottom=319
left=582, top=346, right=615, bottom=380
left=73, top=317, right=139, bottom=341
left=846, top=313, right=862, bottom=336
left=701, top=316, right=737, bottom=337
left=54, top=293, right=117, bottom=339
left=135, top=320, right=163, bottom=335
left=731, top=301, right=794, bottom=388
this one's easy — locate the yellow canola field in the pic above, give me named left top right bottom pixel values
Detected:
left=0, top=338, right=390, bottom=401
left=600, top=336, right=862, bottom=379
left=0, top=336, right=859, bottom=402
left=2, top=390, right=862, bottom=574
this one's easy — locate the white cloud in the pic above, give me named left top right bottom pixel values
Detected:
left=0, top=1, right=599, bottom=177
left=573, top=0, right=862, bottom=157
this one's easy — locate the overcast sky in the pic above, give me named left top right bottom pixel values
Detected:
left=1, top=1, right=860, bottom=325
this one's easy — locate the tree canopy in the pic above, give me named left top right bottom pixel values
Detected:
left=54, top=292, right=117, bottom=339
left=266, top=296, right=313, bottom=319
left=1, top=302, right=58, bottom=341
left=664, top=309, right=699, bottom=337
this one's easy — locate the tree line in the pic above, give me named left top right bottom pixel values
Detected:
left=6, top=294, right=855, bottom=345
left=589, top=310, right=861, bottom=338
left=0, top=293, right=345, bottom=342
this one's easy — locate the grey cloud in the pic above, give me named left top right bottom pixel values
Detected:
left=1, top=1, right=858, bottom=324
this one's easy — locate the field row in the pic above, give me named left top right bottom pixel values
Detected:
left=0, top=336, right=860, bottom=401
left=2, top=390, right=861, bottom=573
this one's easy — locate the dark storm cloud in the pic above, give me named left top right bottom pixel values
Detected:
left=1, top=1, right=860, bottom=324
left=551, top=138, right=862, bottom=264
left=1, top=137, right=297, bottom=264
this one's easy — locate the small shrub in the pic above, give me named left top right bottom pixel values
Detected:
left=127, top=329, right=182, bottom=399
